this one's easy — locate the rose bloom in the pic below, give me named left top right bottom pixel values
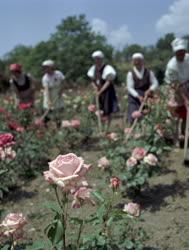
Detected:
left=61, top=120, right=72, bottom=128
left=107, top=132, right=118, bottom=141
left=98, top=156, right=110, bottom=170
left=144, top=153, right=158, bottom=166
left=110, top=177, right=121, bottom=189
left=71, top=187, right=95, bottom=208
left=0, top=133, right=15, bottom=147
left=8, top=121, right=25, bottom=133
left=43, top=153, right=91, bottom=190
left=0, top=213, right=27, bottom=238
left=70, top=119, right=81, bottom=128
left=126, top=157, right=137, bottom=168
left=131, top=111, right=142, bottom=119
left=88, top=104, right=96, bottom=112
left=34, top=118, right=45, bottom=127
left=18, top=102, right=32, bottom=110
left=95, top=110, right=103, bottom=117
left=123, top=202, right=140, bottom=217
left=132, top=147, right=147, bottom=160
left=124, top=127, right=132, bottom=135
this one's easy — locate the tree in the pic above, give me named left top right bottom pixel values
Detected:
left=156, top=33, right=175, bottom=50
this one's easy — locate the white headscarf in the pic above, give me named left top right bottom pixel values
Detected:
left=171, top=38, right=188, bottom=52
left=92, top=50, right=104, bottom=59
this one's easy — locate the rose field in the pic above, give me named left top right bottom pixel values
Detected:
left=0, top=86, right=189, bottom=250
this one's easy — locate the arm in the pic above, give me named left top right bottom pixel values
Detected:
left=127, top=72, right=143, bottom=102
left=145, top=71, right=159, bottom=96
left=98, top=80, right=111, bottom=95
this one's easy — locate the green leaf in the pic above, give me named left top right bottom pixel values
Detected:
left=46, top=219, right=64, bottom=245
left=124, top=239, right=134, bottom=249
left=1, top=245, right=9, bottom=250
left=91, top=191, right=105, bottom=203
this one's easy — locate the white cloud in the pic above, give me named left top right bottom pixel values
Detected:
left=91, top=18, right=132, bottom=49
left=156, top=0, right=189, bottom=34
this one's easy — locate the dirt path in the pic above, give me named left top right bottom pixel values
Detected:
left=1, top=148, right=189, bottom=249
left=137, top=149, right=189, bottom=250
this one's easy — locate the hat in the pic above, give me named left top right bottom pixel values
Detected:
left=42, top=60, right=55, bottom=67
left=92, top=50, right=104, bottom=59
left=9, top=64, right=22, bottom=72
left=132, top=53, right=144, bottom=60
left=171, top=38, right=188, bottom=52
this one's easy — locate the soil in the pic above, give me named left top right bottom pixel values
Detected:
left=1, top=146, right=189, bottom=250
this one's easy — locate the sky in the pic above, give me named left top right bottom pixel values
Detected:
left=0, top=0, right=189, bottom=57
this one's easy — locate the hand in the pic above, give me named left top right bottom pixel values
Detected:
left=145, top=89, right=153, bottom=97
left=138, top=96, right=144, bottom=103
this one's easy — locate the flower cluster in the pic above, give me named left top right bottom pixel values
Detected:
left=0, top=213, right=27, bottom=239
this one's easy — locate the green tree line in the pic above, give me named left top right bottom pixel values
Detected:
left=0, top=14, right=189, bottom=90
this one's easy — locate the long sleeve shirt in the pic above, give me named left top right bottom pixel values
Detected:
left=127, top=67, right=159, bottom=98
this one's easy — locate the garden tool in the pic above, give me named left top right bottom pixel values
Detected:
left=95, top=94, right=102, bottom=134
left=125, top=94, right=148, bottom=143
left=183, top=106, right=189, bottom=165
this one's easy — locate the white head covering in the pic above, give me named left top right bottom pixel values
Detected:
left=42, top=59, right=55, bottom=67
left=171, top=38, right=188, bottom=52
left=132, top=53, right=144, bottom=60
left=92, top=50, right=104, bottom=59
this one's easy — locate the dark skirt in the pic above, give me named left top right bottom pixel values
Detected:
left=99, top=84, right=119, bottom=116
left=127, top=89, right=145, bottom=125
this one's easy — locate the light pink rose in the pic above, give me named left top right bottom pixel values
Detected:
left=124, top=128, right=132, bottom=135
left=123, top=202, right=140, bottom=217
left=0, top=213, right=27, bottom=238
left=70, top=119, right=81, bottom=128
left=43, top=153, right=91, bottom=189
left=98, top=156, right=110, bottom=169
left=131, top=111, right=142, bottom=119
left=62, top=120, right=72, bottom=128
left=95, top=110, right=103, bottom=117
left=110, top=177, right=121, bottom=189
left=0, top=147, right=17, bottom=161
left=126, top=157, right=137, bottom=168
left=88, top=104, right=96, bottom=112
left=144, top=153, right=158, bottom=166
left=107, top=132, right=118, bottom=141
left=71, top=187, right=95, bottom=208
left=132, top=147, right=147, bottom=160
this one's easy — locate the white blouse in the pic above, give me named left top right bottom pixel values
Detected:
left=87, top=64, right=116, bottom=83
left=127, top=66, right=159, bottom=98
left=165, top=53, right=189, bottom=84
left=42, top=70, right=65, bottom=109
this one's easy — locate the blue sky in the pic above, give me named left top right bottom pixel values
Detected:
left=0, top=0, right=188, bottom=57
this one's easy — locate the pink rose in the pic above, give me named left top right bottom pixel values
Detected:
left=88, top=104, right=96, bottom=112
left=144, top=153, right=158, bottom=166
left=98, top=156, right=110, bottom=169
left=123, top=202, right=140, bottom=217
left=131, top=111, right=142, bottom=119
left=70, top=119, right=80, bottom=128
left=0, top=133, right=15, bottom=147
left=71, top=187, right=95, bottom=208
left=62, top=120, right=72, bottom=128
left=110, top=177, right=121, bottom=189
left=18, top=102, right=32, bottom=110
left=43, top=153, right=91, bottom=189
left=34, top=118, right=45, bottom=127
left=8, top=121, right=25, bottom=133
left=0, top=213, right=27, bottom=238
left=132, top=147, right=147, bottom=160
left=126, top=157, right=137, bottom=168
left=107, top=132, right=118, bottom=141
left=124, top=127, right=132, bottom=135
